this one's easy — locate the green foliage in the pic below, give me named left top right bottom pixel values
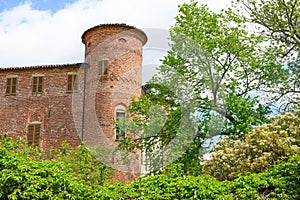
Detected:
left=0, top=141, right=90, bottom=199
left=0, top=134, right=299, bottom=199
left=110, top=154, right=300, bottom=199
left=0, top=135, right=115, bottom=199
left=230, top=154, right=300, bottom=199
left=120, top=174, right=232, bottom=199
left=202, top=107, right=300, bottom=180
left=55, top=142, right=114, bottom=186
left=224, top=92, right=271, bottom=135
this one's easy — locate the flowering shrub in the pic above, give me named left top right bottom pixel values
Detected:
left=202, top=108, right=300, bottom=180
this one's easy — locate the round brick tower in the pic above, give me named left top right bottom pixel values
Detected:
left=81, top=24, right=147, bottom=146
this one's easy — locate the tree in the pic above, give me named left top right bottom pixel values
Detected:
left=119, top=0, right=288, bottom=174
left=236, top=0, right=300, bottom=109
left=237, top=0, right=299, bottom=52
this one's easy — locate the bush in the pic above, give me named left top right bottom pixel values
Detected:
left=230, top=154, right=300, bottom=199
left=54, top=142, right=114, bottom=186
left=0, top=144, right=96, bottom=199
left=0, top=135, right=115, bottom=199
left=202, top=108, right=300, bottom=180
left=111, top=155, right=300, bottom=199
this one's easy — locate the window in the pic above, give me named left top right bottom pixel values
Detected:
left=32, top=76, right=43, bottom=95
left=6, top=77, right=17, bottom=96
left=27, top=123, right=41, bottom=146
left=99, top=59, right=109, bottom=75
left=67, top=73, right=78, bottom=92
left=115, top=104, right=126, bottom=141
left=116, top=111, right=126, bottom=141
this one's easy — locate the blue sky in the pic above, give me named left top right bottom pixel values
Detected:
left=0, top=0, right=77, bottom=12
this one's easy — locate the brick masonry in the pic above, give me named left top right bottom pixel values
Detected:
left=0, top=24, right=147, bottom=182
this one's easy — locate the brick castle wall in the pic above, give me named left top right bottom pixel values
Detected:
left=0, top=24, right=147, bottom=182
left=0, top=67, right=82, bottom=150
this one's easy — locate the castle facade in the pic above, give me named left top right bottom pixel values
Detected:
left=0, top=24, right=147, bottom=179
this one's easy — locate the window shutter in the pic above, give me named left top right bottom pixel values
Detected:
left=27, top=125, right=34, bottom=145
left=33, top=125, right=40, bottom=145
left=73, top=75, right=78, bottom=91
left=67, top=75, right=72, bottom=91
left=27, top=124, right=41, bottom=146
left=32, top=77, right=37, bottom=93
left=38, top=77, right=43, bottom=93
left=11, top=78, right=17, bottom=94
left=6, top=78, right=11, bottom=94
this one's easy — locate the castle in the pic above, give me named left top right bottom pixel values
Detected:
left=0, top=24, right=148, bottom=180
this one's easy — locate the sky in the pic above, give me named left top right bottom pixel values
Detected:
left=0, top=0, right=231, bottom=78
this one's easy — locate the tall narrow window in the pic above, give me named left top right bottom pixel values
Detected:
left=67, top=74, right=78, bottom=92
left=115, top=104, right=126, bottom=141
left=99, top=59, right=109, bottom=75
left=6, top=77, right=17, bottom=96
left=32, top=76, right=43, bottom=95
left=116, top=111, right=126, bottom=140
left=27, top=123, right=41, bottom=146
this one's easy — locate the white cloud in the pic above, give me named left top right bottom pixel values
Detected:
left=0, top=0, right=231, bottom=67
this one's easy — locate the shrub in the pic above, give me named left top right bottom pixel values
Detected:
left=0, top=135, right=115, bottom=199
left=202, top=108, right=300, bottom=180
left=106, top=154, right=299, bottom=199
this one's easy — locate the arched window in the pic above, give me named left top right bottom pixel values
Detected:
left=27, top=122, right=42, bottom=146
left=115, top=104, right=126, bottom=141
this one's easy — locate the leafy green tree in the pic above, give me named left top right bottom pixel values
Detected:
left=120, top=0, right=286, bottom=174
left=236, top=0, right=300, bottom=109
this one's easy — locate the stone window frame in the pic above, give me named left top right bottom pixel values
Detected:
left=27, top=121, right=42, bottom=147
left=32, top=74, right=44, bottom=95
left=5, top=75, right=18, bottom=96
left=115, top=104, right=126, bottom=141
left=66, top=72, right=78, bottom=93
left=99, top=59, right=109, bottom=76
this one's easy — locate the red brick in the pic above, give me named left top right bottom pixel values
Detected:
left=0, top=24, right=147, bottom=182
